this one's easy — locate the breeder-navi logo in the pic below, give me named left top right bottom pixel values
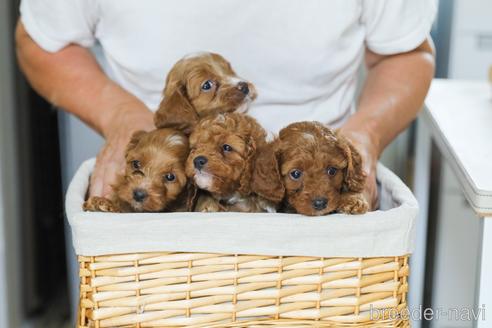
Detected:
left=369, top=305, right=486, bottom=321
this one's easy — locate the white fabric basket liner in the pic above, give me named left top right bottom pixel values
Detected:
left=66, top=158, right=418, bottom=258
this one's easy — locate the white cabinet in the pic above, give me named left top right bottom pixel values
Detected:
left=429, top=2, right=492, bottom=327
left=430, top=163, right=481, bottom=328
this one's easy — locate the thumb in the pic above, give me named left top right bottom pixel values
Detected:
left=101, top=161, right=122, bottom=198
left=89, top=168, right=104, bottom=197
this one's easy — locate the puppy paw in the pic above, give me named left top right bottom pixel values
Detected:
left=197, top=202, right=222, bottom=212
left=338, top=194, right=369, bottom=214
left=83, top=197, right=119, bottom=212
left=195, top=195, right=222, bottom=212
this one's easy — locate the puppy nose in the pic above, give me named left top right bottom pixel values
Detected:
left=312, top=197, right=328, bottom=211
left=237, top=82, right=249, bottom=95
left=193, top=156, right=208, bottom=169
left=133, top=189, right=147, bottom=202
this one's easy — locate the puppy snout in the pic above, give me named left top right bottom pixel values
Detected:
left=312, top=197, right=328, bottom=211
left=237, top=82, right=249, bottom=95
left=133, top=189, right=148, bottom=203
left=193, top=156, right=208, bottom=170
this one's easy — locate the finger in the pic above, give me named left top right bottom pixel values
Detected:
left=90, top=145, right=111, bottom=197
left=89, top=162, right=104, bottom=197
left=100, top=144, right=126, bottom=197
left=369, top=175, right=378, bottom=210
left=101, top=160, right=122, bottom=197
left=371, top=187, right=378, bottom=210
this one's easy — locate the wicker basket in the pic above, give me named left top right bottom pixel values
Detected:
left=68, top=160, right=417, bottom=327
left=78, top=253, right=409, bottom=327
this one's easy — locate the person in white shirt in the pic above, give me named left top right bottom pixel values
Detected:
left=16, top=0, right=436, bottom=208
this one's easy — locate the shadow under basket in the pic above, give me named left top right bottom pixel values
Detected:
left=68, top=159, right=417, bottom=328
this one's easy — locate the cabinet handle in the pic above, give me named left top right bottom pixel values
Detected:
left=477, top=34, right=492, bottom=50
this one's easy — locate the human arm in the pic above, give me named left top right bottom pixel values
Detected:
left=340, top=38, right=435, bottom=208
left=15, top=20, right=155, bottom=197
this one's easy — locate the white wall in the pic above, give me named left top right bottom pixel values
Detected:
left=448, top=0, right=492, bottom=80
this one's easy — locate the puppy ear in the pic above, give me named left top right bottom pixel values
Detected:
left=238, top=137, right=257, bottom=195
left=339, top=138, right=366, bottom=193
left=185, top=182, right=198, bottom=211
left=154, top=83, right=199, bottom=134
left=250, top=143, right=285, bottom=203
left=126, top=130, right=146, bottom=154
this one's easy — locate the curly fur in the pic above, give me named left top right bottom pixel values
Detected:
left=154, top=52, right=257, bottom=134
left=275, top=121, right=368, bottom=216
left=84, top=129, right=190, bottom=213
left=186, top=113, right=283, bottom=213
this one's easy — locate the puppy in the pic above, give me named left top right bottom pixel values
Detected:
left=186, top=113, right=283, bottom=213
left=84, top=128, right=189, bottom=213
left=275, top=122, right=369, bottom=216
left=154, top=52, right=257, bottom=134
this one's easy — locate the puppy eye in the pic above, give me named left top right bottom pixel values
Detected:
left=222, top=144, right=233, bottom=152
left=131, top=160, right=141, bottom=170
left=201, top=80, right=214, bottom=92
left=164, top=173, right=176, bottom=182
left=289, top=169, right=302, bottom=180
left=327, top=167, right=338, bottom=176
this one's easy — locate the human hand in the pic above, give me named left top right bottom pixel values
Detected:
left=338, top=128, right=379, bottom=210
left=89, top=103, right=154, bottom=197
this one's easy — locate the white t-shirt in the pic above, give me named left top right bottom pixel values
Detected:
left=20, top=0, right=436, bottom=133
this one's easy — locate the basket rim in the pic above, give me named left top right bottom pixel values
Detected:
left=66, top=159, right=418, bottom=258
